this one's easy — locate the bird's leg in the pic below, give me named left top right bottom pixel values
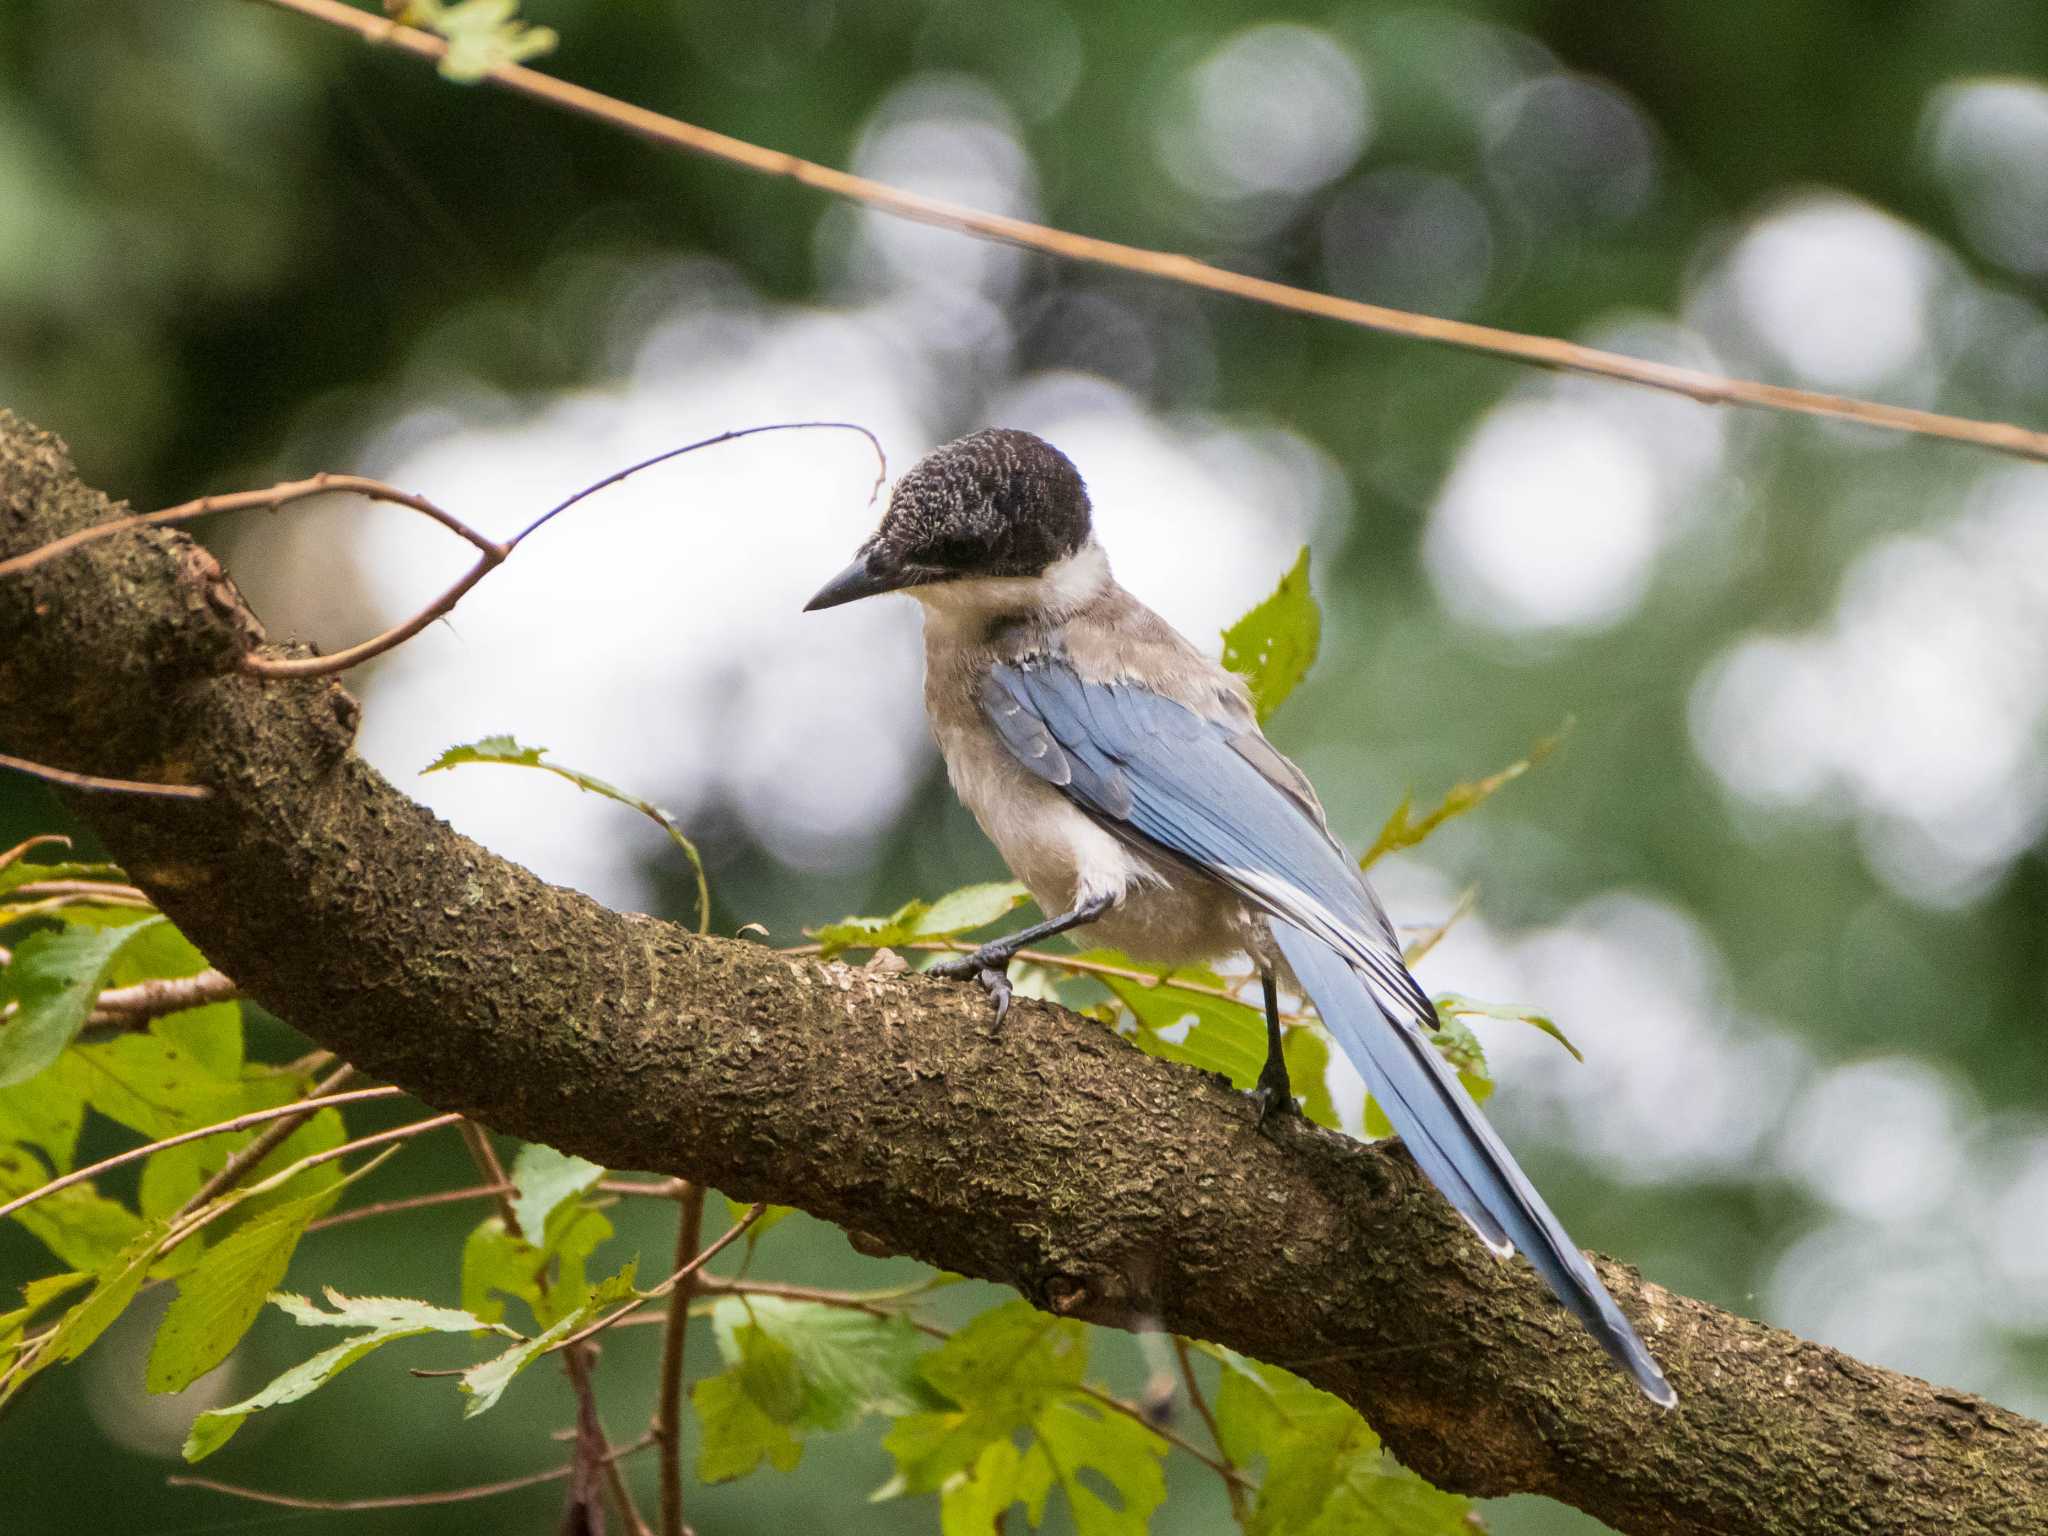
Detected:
left=1248, top=966, right=1300, bottom=1130
left=926, top=892, right=1115, bottom=1025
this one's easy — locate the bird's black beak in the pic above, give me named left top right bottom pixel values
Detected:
left=803, top=553, right=914, bottom=611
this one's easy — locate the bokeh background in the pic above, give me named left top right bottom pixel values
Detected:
left=5, top=1, right=2048, bottom=1532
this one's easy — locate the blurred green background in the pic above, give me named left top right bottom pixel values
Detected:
left=5, top=0, right=2048, bottom=1531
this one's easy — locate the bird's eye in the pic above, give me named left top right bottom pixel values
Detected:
left=926, top=535, right=984, bottom=568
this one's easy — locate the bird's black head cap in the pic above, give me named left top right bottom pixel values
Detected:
left=805, top=428, right=1092, bottom=610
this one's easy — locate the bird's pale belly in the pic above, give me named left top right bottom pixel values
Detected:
left=950, top=756, right=1252, bottom=970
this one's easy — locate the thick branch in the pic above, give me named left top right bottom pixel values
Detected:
left=1, top=410, right=2040, bottom=1536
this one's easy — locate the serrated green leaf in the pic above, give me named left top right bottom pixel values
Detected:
left=708, top=1296, right=937, bottom=1433
left=1436, top=993, right=1584, bottom=1062
left=181, top=1287, right=500, bottom=1464
left=459, top=1263, right=637, bottom=1417
left=508, top=1141, right=603, bottom=1242
left=1034, top=1397, right=1168, bottom=1536
left=886, top=1302, right=1163, bottom=1536
left=814, top=881, right=1032, bottom=959
left=461, top=1195, right=614, bottom=1330
left=425, top=735, right=709, bottom=931
left=146, top=1184, right=334, bottom=1394
left=2, top=1218, right=174, bottom=1408
left=1360, top=722, right=1570, bottom=869
left=0, top=1269, right=92, bottom=1353
left=1214, top=1356, right=1476, bottom=1535
left=694, top=1365, right=804, bottom=1481
left=0, top=1144, right=143, bottom=1270
left=1222, top=546, right=1320, bottom=724
left=276, top=1287, right=502, bottom=1334
left=0, top=919, right=164, bottom=1086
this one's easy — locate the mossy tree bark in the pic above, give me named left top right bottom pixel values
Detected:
left=1, top=411, right=2040, bottom=1536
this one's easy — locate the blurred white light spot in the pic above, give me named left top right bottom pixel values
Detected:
left=1720, top=195, right=1944, bottom=391
left=1778, top=1057, right=1968, bottom=1222
left=1484, top=74, right=1657, bottom=227
left=839, top=75, right=1037, bottom=299
left=1322, top=169, right=1492, bottom=316
left=1689, top=465, right=2048, bottom=906
left=1424, top=397, right=1662, bottom=632
left=1926, top=77, right=2048, bottom=276
left=1157, top=25, right=1371, bottom=200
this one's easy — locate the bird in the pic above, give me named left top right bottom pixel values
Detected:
left=803, top=426, right=1676, bottom=1408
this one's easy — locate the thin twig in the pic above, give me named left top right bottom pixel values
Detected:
left=0, top=1085, right=406, bottom=1225
left=167, top=1433, right=656, bottom=1512
left=251, top=0, right=2048, bottom=467
left=549, top=1201, right=766, bottom=1358
left=456, top=1121, right=654, bottom=1536
left=177, top=1062, right=358, bottom=1217
left=654, top=1184, right=708, bottom=1536
left=1174, top=1334, right=1248, bottom=1523
left=0, top=751, right=208, bottom=801
left=304, top=1180, right=509, bottom=1233
left=87, top=968, right=240, bottom=1030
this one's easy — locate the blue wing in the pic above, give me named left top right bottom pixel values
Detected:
left=982, top=657, right=1675, bottom=1407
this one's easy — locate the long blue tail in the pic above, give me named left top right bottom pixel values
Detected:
left=1270, top=920, right=1676, bottom=1407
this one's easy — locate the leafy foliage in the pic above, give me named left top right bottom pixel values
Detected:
left=812, top=881, right=1032, bottom=958
left=878, top=1301, right=1169, bottom=1535
left=0, top=918, right=163, bottom=1085
left=425, top=735, right=710, bottom=931
left=461, top=1262, right=638, bottom=1416
left=1360, top=722, right=1570, bottom=870
left=185, top=1290, right=511, bottom=1461
left=1212, top=1351, right=1479, bottom=1534
left=1222, top=546, right=1320, bottom=724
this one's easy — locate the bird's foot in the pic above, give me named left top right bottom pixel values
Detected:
left=927, top=949, right=1016, bottom=1025
left=1247, top=1063, right=1300, bottom=1135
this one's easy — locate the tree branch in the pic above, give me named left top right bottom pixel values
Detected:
left=2, top=409, right=2041, bottom=1536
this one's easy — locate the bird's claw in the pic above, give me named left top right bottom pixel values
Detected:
left=1248, top=1068, right=1300, bottom=1136
left=928, top=951, right=1015, bottom=1025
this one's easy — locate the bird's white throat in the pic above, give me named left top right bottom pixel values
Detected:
left=911, top=540, right=1111, bottom=632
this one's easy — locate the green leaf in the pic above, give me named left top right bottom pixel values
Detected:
left=182, top=1289, right=504, bottom=1462
left=882, top=1303, right=1165, bottom=1536
left=1031, top=1396, right=1169, bottom=1536
left=461, top=1191, right=613, bottom=1330
left=0, top=1144, right=144, bottom=1270
left=1360, top=721, right=1570, bottom=869
left=1436, top=992, right=1584, bottom=1062
left=813, top=881, right=1032, bottom=959
left=60, top=1030, right=289, bottom=1142
left=694, top=1364, right=804, bottom=1481
left=1091, top=955, right=1340, bottom=1130
left=140, top=1105, right=345, bottom=1225
left=0, top=1270, right=92, bottom=1355
left=0, top=1067, right=85, bottom=1171
left=426, top=735, right=709, bottom=931
left=1222, top=546, right=1320, bottom=724
left=0, top=919, right=163, bottom=1086
left=708, top=1295, right=937, bottom=1433
left=149, top=1002, right=243, bottom=1083
left=1215, top=1356, right=1477, bottom=1535
left=460, top=1263, right=637, bottom=1417
left=508, top=1141, right=604, bottom=1242
left=146, top=1183, right=346, bottom=1395
left=15, top=1219, right=173, bottom=1399
left=1365, top=1017, right=1490, bottom=1139
left=722, top=1194, right=794, bottom=1250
